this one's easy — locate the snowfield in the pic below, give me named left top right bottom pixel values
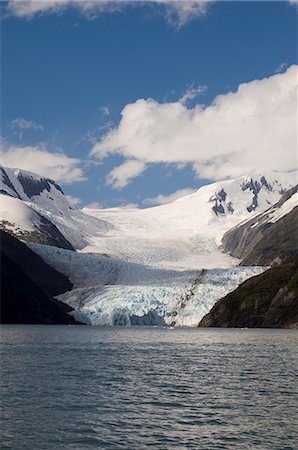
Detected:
left=0, top=195, right=39, bottom=232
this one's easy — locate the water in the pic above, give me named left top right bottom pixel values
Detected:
left=1, top=326, right=297, bottom=450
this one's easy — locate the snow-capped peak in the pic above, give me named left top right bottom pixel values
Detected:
left=0, top=166, right=76, bottom=215
left=0, top=166, right=112, bottom=249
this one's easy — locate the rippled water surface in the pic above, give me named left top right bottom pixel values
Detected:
left=1, top=326, right=297, bottom=449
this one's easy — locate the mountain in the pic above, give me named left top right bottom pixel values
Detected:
left=1, top=166, right=297, bottom=326
left=0, top=166, right=111, bottom=249
left=30, top=170, right=295, bottom=326
left=221, top=185, right=298, bottom=266
left=199, top=185, right=298, bottom=328
left=199, top=254, right=298, bottom=329
left=0, top=230, right=80, bottom=324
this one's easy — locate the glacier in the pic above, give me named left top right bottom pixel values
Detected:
left=31, top=243, right=265, bottom=326
left=3, top=167, right=296, bottom=326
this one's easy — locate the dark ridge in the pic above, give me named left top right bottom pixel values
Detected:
left=212, top=202, right=225, bottom=216
left=241, top=207, right=298, bottom=266
left=17, top=173, right=64, bottom=198
left=0, top=168, right=22, bottom=199
left=247, top=195, right=258, bottom=213
left=218, top=189, right=227, bottom=202
left=241, top=176, right=273, bottom=213
left=227, top=201, right=234, bottom=214
left=1, top=209, right=75, bottom=251
left=0, top=189, right=14, bottom=197
left=275, top=184, right=298, bottom=208
left=51, top=180, right=64, bottom=194
left=221, top=185, right=298, bottom=266
left=20, top=210, right=75, bottom=250
left=0, top=230, right=80, bottom=324
left=221, top=205, right=298, bottom=266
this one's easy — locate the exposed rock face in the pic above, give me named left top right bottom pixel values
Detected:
left=16, top=172, right=64, bottom=198
left=0, top=230, right=80, bottom=324
left=1, top=213, right=75, bottom=250
left=199, top=255, right=298, bottom=329
left=241, top=175, right=274, bottom=212
left=221, top=185, right=298, bottom=266
left=0, top=166, right=76, bottom=250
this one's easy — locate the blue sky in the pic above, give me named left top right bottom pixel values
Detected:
left=1, top=0, right=297, bottom=208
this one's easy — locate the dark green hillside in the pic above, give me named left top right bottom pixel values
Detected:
left=199, top=254, right=298, bottom=328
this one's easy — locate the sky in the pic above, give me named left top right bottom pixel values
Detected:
left=1, top=0, right=297, bottom=208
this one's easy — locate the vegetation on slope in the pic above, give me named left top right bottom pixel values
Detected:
left=199, top=254, right=298, bottom=328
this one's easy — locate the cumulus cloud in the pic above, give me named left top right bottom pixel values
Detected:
left=10, top=117, right=44, bottom=131
left=0, top=144, right=86, bottom=184
left=91, top=65, right=298, bottom=183
left=106, top=159, right=146, bottom=189
left=6, top=0, right=210, bottom=27
left=144, top=187, right=197, bottom=205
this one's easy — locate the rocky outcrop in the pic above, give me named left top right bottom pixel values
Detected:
left=221, top=185, right=298, bottom=266
left=0, top=230, right=80, bottom=324
left=199, top=255, right=298, bottom=329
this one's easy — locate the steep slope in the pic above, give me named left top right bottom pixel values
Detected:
left=199, top=255, right=298, bottom=329
left=0, top=230, right=79, bottom=324
left=221, top=186, right=298, bottom=266
left=1, top=195, right=75, bottom=249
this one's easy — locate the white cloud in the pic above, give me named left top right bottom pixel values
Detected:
left=6, top=1, right=210, bottom=27
left=159, top=0, right=209, bottom=29
left=85, top=201, right=103, bottom=209
left=0, top=144, right=86, bottom=184
left=66, top=194, right=82, bottom=205
left=10, top=118, right=44, bottom=131
left=91, top=65, right=298, bottom=182
left=144, top=187, right=197, bottom=205
left=98, top=106, right=110, bottom=116
left=7, top=0, right=122, bottom=19
left=275, top=62, right=288, bottom=73
left=179, top=83, right=207, bottom=105
left=106, top=159, right=146, bottom=189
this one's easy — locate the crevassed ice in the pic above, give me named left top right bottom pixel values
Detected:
left=30, top=243, right=264, bottom=327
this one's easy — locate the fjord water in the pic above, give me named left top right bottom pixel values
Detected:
left=1, top=326, right=297, bottom=450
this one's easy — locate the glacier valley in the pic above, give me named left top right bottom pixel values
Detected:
left=1, top=167, right=297, bottom=326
